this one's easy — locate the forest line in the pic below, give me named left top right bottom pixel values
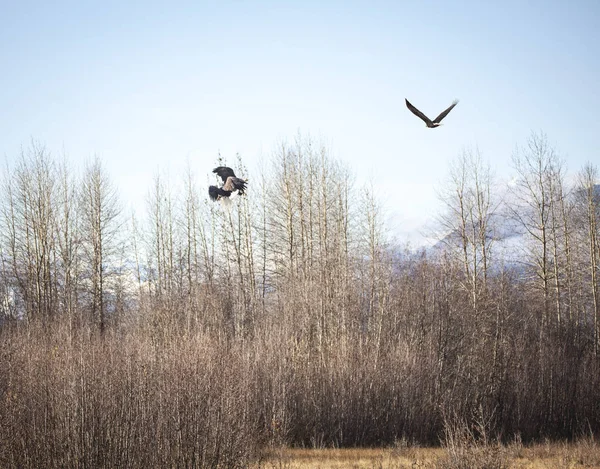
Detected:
left=0, top=131, right=599, bottom=466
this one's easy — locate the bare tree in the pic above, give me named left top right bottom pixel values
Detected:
left=79, top=156, right=122, bottom=333
left=576, top=163, right=600, bottom=353
left=509, top=132, right=561, bottom=330
left=0, top=144, right=58, bottom=321
left=437, top=148, right=496, bottom=311
left=358, top=180, right=390, bottom=359
left=146, top=172, right=176, bottom=302
left=55, top=157, right=80, bottom=330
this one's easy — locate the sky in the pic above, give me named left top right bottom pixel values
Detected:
left=1, top=0, right=599, bottom=246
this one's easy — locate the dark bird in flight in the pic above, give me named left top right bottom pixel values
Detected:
left=208, top=166, right=248, bottom=202
left=405, top=98, right=459, bottom=128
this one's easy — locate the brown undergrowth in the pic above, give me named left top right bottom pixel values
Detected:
left=2, top=320, right=600, bottom=468
left=0, top=322, right=260, bottom=469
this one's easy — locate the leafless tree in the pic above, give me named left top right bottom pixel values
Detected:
left=576, top=163, right=600, bottom=353
left=55, top=157, right=80, bottom=330
left=437, top=148, right=496, bottom=311
left=79, top=156, right=122, bottom=333
left=509, top=132, right=561, bottom=331
left=0, top=144, right=58, bottom=320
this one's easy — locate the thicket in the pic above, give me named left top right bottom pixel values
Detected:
left=0, top=132, right=599, bottom=467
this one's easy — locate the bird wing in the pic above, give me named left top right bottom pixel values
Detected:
left=234, top=177, right=247, bottom=195
left=405, top=99, right=433, bottom=126
left=209, top=185, right=232, bottom=201
left=433, top=100, right=459, bottom=124
left=208, top=185, right=220, bottom=201
left=222, top=176, right=247, bottom=194
left=213, top=166, right=236, bottom=183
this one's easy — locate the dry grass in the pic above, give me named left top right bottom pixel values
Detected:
left=511, top=437, right=600, bottom=468
left=255, top=447, right=444, bottom=469
left=255, top=440, right=600, bottom=469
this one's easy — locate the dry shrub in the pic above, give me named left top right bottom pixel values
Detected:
left=0, top=321, right=259, bottom=469
left=549, top=436, right=600, bottom=469
left=434, top=407, right=509, bottom=469
left=570, top=436, right=600, bottom=467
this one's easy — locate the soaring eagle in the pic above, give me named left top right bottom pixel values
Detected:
left=208, top=166, right=248, bottom=202
left=405, top=98, right=458, bottom=128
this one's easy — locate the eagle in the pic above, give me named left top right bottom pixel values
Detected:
left=208, top=166, right=248, bottom=202
left=405, top=98, right=458, bottom=128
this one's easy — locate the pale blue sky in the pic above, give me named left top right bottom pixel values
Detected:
left=1, top=1, right=599, bottom=245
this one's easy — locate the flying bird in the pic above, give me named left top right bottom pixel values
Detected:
left=405, top=98, right=458, bottom=128
left=208, top=166, right=248, bottom=202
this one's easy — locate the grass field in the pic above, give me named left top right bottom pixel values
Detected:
left=255, top=440, right=600, bottom=468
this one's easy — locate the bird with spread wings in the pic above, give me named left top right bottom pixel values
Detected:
left=405, top=98, right=459, bottom=128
